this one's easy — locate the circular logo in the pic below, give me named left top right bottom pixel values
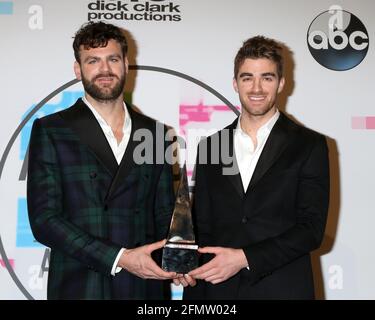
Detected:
left=307, top=8, right=369, bottom=71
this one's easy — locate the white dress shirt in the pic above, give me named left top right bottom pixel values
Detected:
left=234, top=110, right=280, bottom=192
left=83, top=96, right=132, bottom=164
left=82, top=96, right=131, bottom=276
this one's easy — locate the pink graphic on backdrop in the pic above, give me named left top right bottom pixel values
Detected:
left=180, top=101, right=240, bottom=135
left=179, top=101, right=240, bottom=176
left=352, top=117, right=375, bottom=129
left=0, top=259, right=15, bottom=269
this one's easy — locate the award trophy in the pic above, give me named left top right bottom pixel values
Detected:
left=162, top=164, right=198, bottom=273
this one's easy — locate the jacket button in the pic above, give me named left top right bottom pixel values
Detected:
left=89, top=172, right=97, bottom=179
left=241, top=216, right=248, bottom=224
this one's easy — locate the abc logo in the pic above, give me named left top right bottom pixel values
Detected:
left=307, top=7, right=369, bottom=71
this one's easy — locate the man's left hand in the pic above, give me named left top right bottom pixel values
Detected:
left=188, top=247, right=248, bottom=284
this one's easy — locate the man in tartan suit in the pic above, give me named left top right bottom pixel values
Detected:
left=27, top=21, right=177, bottom=299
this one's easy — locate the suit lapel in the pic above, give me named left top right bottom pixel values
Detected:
left=247, top=112, right=292, bottom=190
left=59, top=98, right=118, bottom=176
left=60, top=99, right=149, bottom=201
left=105, top=104, right=147, bottom=201
left=221, top=118, right=245, bottom=198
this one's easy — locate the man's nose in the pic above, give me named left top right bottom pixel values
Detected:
left=99, top=60, right=111, bottom=72
left=252, top=78, right=262, bottom=93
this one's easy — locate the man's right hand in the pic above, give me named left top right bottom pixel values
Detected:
left=118, top=239, right=177, bottom=280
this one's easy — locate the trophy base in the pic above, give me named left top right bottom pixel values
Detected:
left=162, top=243, right=199, bottom=274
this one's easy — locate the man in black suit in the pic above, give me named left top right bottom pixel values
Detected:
left=183, top=36, right=330, bottom=299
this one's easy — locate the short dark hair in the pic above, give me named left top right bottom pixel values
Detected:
left=234, top=36, right=283, bottom=79
left=73, top=21, right=128, bottom=63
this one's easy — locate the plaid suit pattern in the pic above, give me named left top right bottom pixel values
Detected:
left=27, top=99, right=175, bottom=299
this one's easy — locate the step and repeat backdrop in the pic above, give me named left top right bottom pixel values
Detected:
left=0, top=0, right=374, bottom=299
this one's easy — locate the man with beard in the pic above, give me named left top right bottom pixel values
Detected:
left=183, top=36, right=330, bottom=299
left=27, top=21, right=177, bottom=299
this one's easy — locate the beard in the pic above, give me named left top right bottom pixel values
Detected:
left=81, top=72, right=126, bottom=103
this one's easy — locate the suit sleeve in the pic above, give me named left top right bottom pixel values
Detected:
left=27, top=119, right=121, bottom=275
left=243, top=134, right=330, bottom=284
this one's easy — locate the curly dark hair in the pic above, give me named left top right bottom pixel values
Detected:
left=234, top=36, right=283, bottom=79
left=73, top=21, right=128, bottom=63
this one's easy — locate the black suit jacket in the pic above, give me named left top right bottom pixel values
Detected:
left=184, top=112, right=330, bottom=299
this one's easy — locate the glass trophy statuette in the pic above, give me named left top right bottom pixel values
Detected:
left=162, top=164, right=198, bottom=273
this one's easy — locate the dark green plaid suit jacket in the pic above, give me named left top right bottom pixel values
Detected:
left=27, top=98, right=175, bottom=299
